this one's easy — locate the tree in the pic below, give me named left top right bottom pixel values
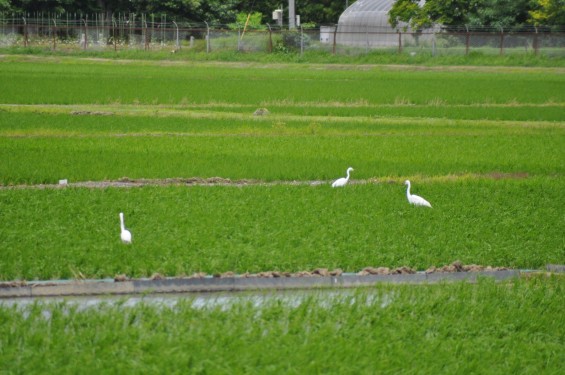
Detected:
left=3, top=1, right=351, bottom=25
left=0, top=0, right=12, bottom=12
left=389, top=0, right=480, bottom=29
left=293, top=0, right=350, bottom=25
left=389, top=0, right=547, bottom=29
left=388, top=0, right=427, bottom=29
left=467, top=0, right=533, bottom=29
left=229, top=11, right=264, bottom=30
left=529, top=0, right=565, bottom=25
left=233, top=0, right=348, bottom=26
left=424, top=0, right=481, bottom=25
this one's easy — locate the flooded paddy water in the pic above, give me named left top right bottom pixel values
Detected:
left=0, top=288, right=397, bottom=319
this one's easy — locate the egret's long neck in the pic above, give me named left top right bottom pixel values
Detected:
left=346, top=169, right=351, bottom=180
left=120, top=215, right=125, bottom=231
left=406, top=183, right=411, bottom=198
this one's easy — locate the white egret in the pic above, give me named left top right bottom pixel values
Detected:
left=404, top=180, right=432, bottom=207
left=119, top=212, right=132, bottom=244
left=332, top=167, right=354, bottom=188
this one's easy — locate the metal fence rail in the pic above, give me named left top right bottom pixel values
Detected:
left=1, top=15, right=563, bottom=57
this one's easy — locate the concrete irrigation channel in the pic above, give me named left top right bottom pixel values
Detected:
left=1, top=264, right=561, bottom=306
left=0, top=269, right=538, bottom=299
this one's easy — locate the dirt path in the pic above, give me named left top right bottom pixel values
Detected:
left=0, top=173, right=532, bottom=190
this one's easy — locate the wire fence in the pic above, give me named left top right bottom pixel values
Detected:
left=1, top=14, right=564, bottom=57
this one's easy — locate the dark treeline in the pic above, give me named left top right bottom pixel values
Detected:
left=389, top=0, right=565, bottom=29
left=0, top=0, right=349, bottom=25
left=1, top=1, right=563, bottom=27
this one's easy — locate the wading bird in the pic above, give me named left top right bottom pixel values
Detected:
left=404, top=180, right=432, bottom=207
left=332, top=167, right=354, bottom=188
left=119, top=212, right=132, bottom=244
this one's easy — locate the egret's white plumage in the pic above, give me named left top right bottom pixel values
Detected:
left=119, top=212, right=132, bottom=244
left=404, top=180, right=432, bottom=207
left=332, top=167, right=354, bottom=188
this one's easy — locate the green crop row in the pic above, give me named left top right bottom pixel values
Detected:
left=1, top=179, right=563, bottom=280
left=2, top=102, right=565, bottom=125
left=175, top=103, right=565, bottom=122
left=1, top=58, right=564, bottom=105
left=1, top=277, right=563, bottom=373
left=1, top=126, right=563, bottom=185
left=1, top=109, right=563, bottom=136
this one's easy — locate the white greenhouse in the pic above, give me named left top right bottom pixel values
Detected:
left=336, top=0, right=434, bottom=48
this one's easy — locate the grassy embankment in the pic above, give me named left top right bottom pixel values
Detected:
left=2, top=45, right=565, bottom=67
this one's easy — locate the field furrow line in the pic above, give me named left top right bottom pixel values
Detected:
left=0, top=172, right=539, bottom=190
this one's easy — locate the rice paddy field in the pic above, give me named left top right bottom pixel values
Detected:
left=0, top=54, right=564, bottom=372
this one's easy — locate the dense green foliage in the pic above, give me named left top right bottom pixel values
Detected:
left=2, top=0, right=348, bottom=25
left=389, top=0, right=563, bottom=29
left=1, top=277, right=563, bottom=373
left=5, top=0, right=565, bottom=27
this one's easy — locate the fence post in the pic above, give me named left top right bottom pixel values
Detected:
left=332, top=24, right=337, bottom=55
left=465, top=25, right=470, bottom=55
left=172, top=21, right=179, bottom=51
left=300, top=25, right=304, bottom=56
left=205, top=21, right=210, bottom=53
left=52, top=18, right=56, bottom=50
left=112, top=19, right=117, bottom=51
left=82, top=18, right=87, bottom=50
left=398, top=30, right=402, bottom=53
left=22, top=17, right=28, bottom=47
left=267, top=24, right=273, bottom=53
left=365, top=25, right=369, bottom=54
left=130, top=14, right=135, bottom=48
left=533, top=26, right=539, bottom=56
left=144, top=21, right=149, bottom=50
left=499, top=26, right=504, bottom=55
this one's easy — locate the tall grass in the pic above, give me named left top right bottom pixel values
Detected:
left=1, top=277, right=563, bottom=373
left=1, top=179, right=563, bottom=280
left=3, top=46, right=565, bottom=66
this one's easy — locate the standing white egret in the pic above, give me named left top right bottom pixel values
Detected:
left=119, top=212, right=132, bottom=244
left=404, top=180, right=432, bottom=207
left=332, top=167, right=354, bottom=188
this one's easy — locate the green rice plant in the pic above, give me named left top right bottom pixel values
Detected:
left=0, top=178, right=562, bottom=280
left=2, top=108, right=563, bottom=138
left=0, top=277, right=563, bottom=373
left=0, top=59, right=563, bottom=106
left=1, top=122, right=563, bottom=184
left=0, top=57, right=562, bottom=280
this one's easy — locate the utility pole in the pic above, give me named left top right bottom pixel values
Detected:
left=288, top=0, right=295, bottom=29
